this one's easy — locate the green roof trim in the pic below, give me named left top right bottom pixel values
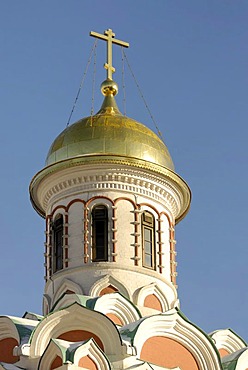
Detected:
left=39, top=337, right=111, bottom=368
left=175, top=309, right=222, bottom=366
left=1, top=316, right=39, bottom=345
left=119, top=317, right=148, bottom=345
left=22, top=312, right=44, bottom=322
left=116, top=291, right=142, bottom=317
left=209, top=328, right=247, bottom=347
left=67, top=337, right=111, bottom=367
left=51, top=338, right=68, bottom=362
left=119, top=307, right=222, bottom=369
left=222, top=360, right=237, bottom=370
left=51, top=293, right=98, bottom=312
left=222, top=348, right=248, bottom=370
left=51, top=291, right=141, bottom=318
left=51, top=338, right=93, bottom=362
left=67, top=340, right=86, bottom=362
left=229, top=328, right=247, bottom=346
left=119, top=309, right=186, bottom=345
left=30, top=302, right=123, bottom=345
left=15, top=323, right=33, bottom=344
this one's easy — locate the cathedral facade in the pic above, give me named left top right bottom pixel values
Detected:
left=0, top=29, right=247, bottom=370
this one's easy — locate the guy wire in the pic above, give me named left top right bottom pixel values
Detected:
left=123, top=50, right=164, bottom=143
left=90, top=42, right=97, bottom=117
left=66, top=39, right=98, bottom=127
left=121, top=46, right=127, bottom=116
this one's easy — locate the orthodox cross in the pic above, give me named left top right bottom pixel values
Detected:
left=90, top=29, right=129, bottom=80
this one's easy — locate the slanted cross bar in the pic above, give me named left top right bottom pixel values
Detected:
left=90, top=29, right=129, bottom=80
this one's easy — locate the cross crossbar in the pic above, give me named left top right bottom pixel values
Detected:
left=90, top=29, right=129, bottom=80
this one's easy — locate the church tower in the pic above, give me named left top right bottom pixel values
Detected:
left=2, top=29, right=243, bottom=370
left=30, top=29, right=191, bottom=316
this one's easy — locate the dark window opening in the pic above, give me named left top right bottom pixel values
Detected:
left=53, top=215, right=63, bottom=272
left=92, top=205, right=108, bottom=262
left=142, top=211, right=155, bottom=269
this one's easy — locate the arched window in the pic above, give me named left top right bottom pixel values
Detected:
left=142, top=211, right=155, bottom=269
left=53, top=215, right=63, bottom=272
left=92, top=205, right=108, bottom=262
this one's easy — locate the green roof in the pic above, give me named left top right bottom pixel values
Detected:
left=51, top=293, right=98, bottom=312
left=2, top=316, right=39, bottom=345
left=22, top=312, right=44, bottom=322
left=39, top=338, right=110, bottom=368
left=222, top=348, right=248, bottom=370
left=51, top=291, right=141, bottom=318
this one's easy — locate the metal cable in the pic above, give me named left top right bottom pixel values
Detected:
left=123, top=50, right=164, bottom=142
left=121, top=46, right=127, bottom=116
left=90, top=42, right=97, bottom=117
left=66, top=39, right=98, bottom=127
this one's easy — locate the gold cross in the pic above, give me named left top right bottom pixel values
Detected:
left=90, top=29, right=129, bottom=80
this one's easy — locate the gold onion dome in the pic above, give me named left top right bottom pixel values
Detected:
left=31, top=30, right=190, bottom=222
left=46, top=79, right=174, bottom=171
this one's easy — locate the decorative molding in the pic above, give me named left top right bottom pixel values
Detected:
left=37, top=167, right=185, bottom=220
left=89, top=274, right=130, bottom=299
left=121, top=309, right=222, bottom=370
left=64, top=213, right=69, bottom=268
left=93, top=293, right=141, bottom=326
left=83, top=206, right=89, bottom=263
left=209, top=329, right=247, bottom=354
left=30, top=303, right=123, bottom=357
left=133, top=282, right=171, bottom=312
left=51, top=278, right=84, bottom=309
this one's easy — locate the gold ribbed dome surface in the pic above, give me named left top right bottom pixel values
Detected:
left=46, top=95, right=174, bottom=170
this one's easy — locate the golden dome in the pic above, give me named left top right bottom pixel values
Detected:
left=31, top=80, right=191, bottom=222
left=46, top=89, right=174, bottom=171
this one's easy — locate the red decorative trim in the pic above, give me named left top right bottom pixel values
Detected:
left=45, top=215, right=53, bottom=281
left=139, top=202, right=159, bottom=216
left=134, top=209, right=139, bottom=266
left=170, top=226, right=176, bottom=286
left=83, top=206, right=89, bottom=264
left=114, top=197, right=137, bottom=208
left=50, top=205, right=67, bottom=217
left=159, top=211, right=172, bottom=225
left=159, top=212, right=174, bottom=277
left=45, top=217, right=49, bottom=281
left=160, top=212, right=176, bottom=286
left=157, top=218, right=163, bottom=274
left=86, top=195, right=114, bottom=206
left=66, top=198, right=85, bottom=211
left=112, top=206, right=117, bottom=262
left=64, top=213, right=69, bottom=268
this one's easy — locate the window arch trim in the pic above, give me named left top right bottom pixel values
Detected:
left=52, top=214, right=64, bottom=273
left=142, top=211, right=155, bottom=269
left=92, top=205, right=108, bottom=262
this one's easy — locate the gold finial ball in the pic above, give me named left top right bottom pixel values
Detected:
left=101, top=79, right=118, bottom=96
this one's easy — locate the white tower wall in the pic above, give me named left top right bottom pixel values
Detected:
left=39, top=163, right=182, bottom=312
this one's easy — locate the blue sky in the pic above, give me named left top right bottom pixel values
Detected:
left=0, top=1, right=248, bottom=340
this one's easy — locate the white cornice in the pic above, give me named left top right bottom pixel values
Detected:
left=30, top=162, right=190, bottom=223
